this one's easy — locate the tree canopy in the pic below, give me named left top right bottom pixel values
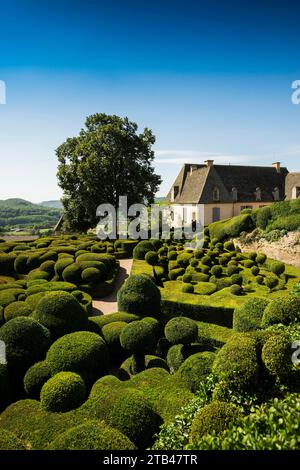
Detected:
left=56, top=113, right=161, bottom=232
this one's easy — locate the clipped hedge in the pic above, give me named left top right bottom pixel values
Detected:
left=40, top=372, right=86, bottom=412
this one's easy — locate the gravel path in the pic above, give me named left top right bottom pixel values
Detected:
left=92, top=258, right=133, bottom=316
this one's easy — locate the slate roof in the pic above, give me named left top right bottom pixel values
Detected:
left=285, top=173, right=300, bottom=199
left=166, top=163, right=288, bottom=204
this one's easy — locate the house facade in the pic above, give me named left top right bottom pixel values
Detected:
left=285, top=172, right=300, bottom=200
left=166, top=160, right=289, bottom=227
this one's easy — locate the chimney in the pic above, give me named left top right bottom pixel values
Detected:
left=204, top=160, right=214, bottom=167
left=190, top=164, right=198, bottom=175
left=272, top=162, right=281, bottom=173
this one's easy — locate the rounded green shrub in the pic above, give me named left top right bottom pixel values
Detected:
left=0, top=253, right=16, bottom=274
left=182, top=283, right=194, bottom=293
left=109, top=389, right=160, bottom=449
left=14, top=255, right=28, bottom=274
left=270, top=261, right=285, bottom=277
left=145, top=251, right=159, bottom=266
left=212, top=335, right=259, bottom=390
left=117, top=275, right=161, bottom=317
left=251, top=266, right=260, bottom=276
left=27, top=270, right=50, bottom=281
left=247, top=252, right=257, bottom=261
left=169, top=268, right=185, bottom=280
left=224, top=241, right=235, bottom=251
left=210, top=265, right=223, bottom=278
left=0, top=364, right=10, bottom=411
left=265, top=276, right=279, bottom=291
left=227, top=265, right=239, bottom=276
left=133, top=241, right=154, bottom=260
left=230, top=284, right=243, bottom=296
left=0, top=317, right=50, bottom=376
left=101, top=321, right=127, bottom=363
left=23, top=361, right=51, bottom=399
left=47, top=420, right=136, bottom=450
left=189, top=401, right=240, bottom=442
left=62, top=263, right=82, bottom=284
left=4, top=301, right=31, bottom=322
left=243, top=259, right=255, bottom=268
left=164, top=317, right=198, bottom=345
left=54, top=257, right=74, bottom=277
left=40, top=372, right=86, bottom=412
left=120, top=321, right=157, bottom=374
left=81, top=267, right=102, bottom=283
left=182, top=273, right=192, bottom=283
left=233, top=297, right=269, bottom=332
left=32, top=291, right=88, bottom=340
left=256, top=275, right=264, bottom=285
left=262, top=296, right=300, bottom=327
left=261, top=334, right=292, bottom=380
left=40, top=260, right=56, bottom=275
left=256, top=253, right=267, bottom=265
left=176, top=351, right=215, bottom=392
left=46, top=331, right=109, bottom=385
left=230, top=274, right=243, bottom=286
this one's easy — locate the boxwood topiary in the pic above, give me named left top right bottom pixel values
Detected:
left=14, top=255, right=28, bottom=274
left=40, top=260, right=56, bottom=275
left=0, top=430, right=26, bottom=450
left=182, top=283, right=194, bottom=293
left=4, top=301, right=32, bottom=322
left=46, top=331, right=109, bottom=385
left=230, top=274, right=243, bottom=286
left=81, top=267, right=102, bottom=283
left=0, top=317, right=50, bottom=378
left=62, top=263, right=82, bottom=284
left=164, top=317, right=198, bottom=346
left=101, top=321, right=128, bottom=364
left=261, top=296, right=300, bottom=327
left=120, top=321, right=157, bottom=374
left=109, top=389, right=161, bottom=449
left=40, top=372, right=86, bottom=412
left=23, top=361, right=51, bottom=399
left=230, top=284, right=243, bottom=296
left=233, top=297, right=269, bottom=332
left=189, top=400, right=241, bottom=442
left=0, top=364, right=10, bottom=411
left=54, top=257, right=74, bottom=277
left=210, top=265, right=223, bottom=278
left=256, top=275, right=264, bottom=285
left=32, top=291, right=88, bottom=340
left=117, top=275, right=161, bottom=317
left=261, top=333, right=292, bottom=380
left=176, top=351, right=215, bottom=392
left=256, top=253, right=267, bottom=265
left=264, top=276, right=279, bottom=291
left=212, top=334, right=260, bottom=390
left=133, top=241, right=155, bottom=260
left=47, top=420, right=136, bottom=450
left=270, top=261, right=285, bottom=277
left=169, top=268, right=185, bottom=280
left=251, top=266, right=260, bottom=276
left=227, top=265, right=239, bottom=276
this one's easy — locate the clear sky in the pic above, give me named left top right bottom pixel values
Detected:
left=0, top=0, right=300, bottom=202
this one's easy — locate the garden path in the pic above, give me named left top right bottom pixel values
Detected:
left=92, top=258, right=133, bottom=316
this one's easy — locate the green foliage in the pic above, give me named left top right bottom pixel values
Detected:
left=0, top=198, right=61, bottom=231
left=4, top=301, right=31, bottom=322
left=169, top=267, right=185, bottom=280
left=109, top=389, right=161, bottom=448
left=24, top=361, right=51, bottom=399
left=264, top=275, right=279, bottom=291
left=230, top=284, right=243, bottom=295
left=187, top=394, right=300, bottom=450
left=212, top=335, right=259, bottom=390
left=133, top=241, right=155, bottom=260
left=101, top=321, right=127, bottom=363
left=40, top=372, right=86, bottom=412
left=46, top=331, right=109, bottom=385
left=0, top=429, right=26, bottom=450
left=176, top=351, right=215, bottom=392
left=261, top=334, right=293, bottom=379
left=210, top=265, right=223, bottom=278
left=164, top=317, right=198, bottom=345
left=0, top=364, right=10, bottom=411
left=120, top=321, right=156, bottom=374
left=145, top=251, right=159, bottom=266
left=62, top=263, right=82, bottom=284
left=261, top=296, right=300, bottom=327
left=182, top=283, right=194, bottom=293
left=32, top=291, right=88, bottom=339
left=233, top=297, right=269, bottom=332
left=256, top=206, right=271, bottom=229
left=117, top=274, right=161, bottom=317
left=0, top=317, right=50, bottom=378
left=189, top=400, right=241, bottom=443
left=48, top=420, right=136, bottom=450
left=209, top=214, right=253, bottom=242
left=270, top=261, right=285, bottom=276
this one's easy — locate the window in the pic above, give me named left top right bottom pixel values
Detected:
left=213, top=187, right=220, bottom=202
left=255, top=187, right=262, bottom=201
left=292, top=186, right=300, bottom=199
left=232, top=187, right=238, bottom=202
left=212, top=207, right=220, bottom=222
left=272, top=187, right=280, bottom=201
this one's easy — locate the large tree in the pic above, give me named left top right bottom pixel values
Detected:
left=56, top=113, right=161, bottom=232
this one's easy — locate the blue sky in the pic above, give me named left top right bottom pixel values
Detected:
left=0, top=0, right=299, bottom=202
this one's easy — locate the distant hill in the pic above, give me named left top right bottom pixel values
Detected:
left=0, top=198, right=62, bottom=230
left=39, top=200, right=63, bottom=209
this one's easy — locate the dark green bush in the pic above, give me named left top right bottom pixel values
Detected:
left=46, top=331, right=109, bottom=385
left=227, top=265, right=239, bottom=276
left=54, top=257, right=74, bottom=277
left=182, top=273, right=192, bottom=283
left=0, top=253, right=16, bottom=274
left=262, top=296, right=300, bottom=327
left=233, top=297, right=269, bottom=332
left=261, top=333, right=292, bottom=380
left=81, top=267, right=102, bottom=283
left=212, top=335, right=259, bottom=390
left=230, top=284, right=243, bottom=295
left=14, top=255, right=28, bottom=274
left=182, top=283, right=194, bottom=293
left=133, top=241, right=154, bottom=260
left=117, top=275, right=161, bottom=317
left=164, top=317, right=198, bottom=345
left=210, top=265, right=223, bottom=278
left=0, top=364, right=10, bottom=411
left=256, top=275, right=264, bottom=285
left=256, top=206, right=271, bottom=229
left=224, top=241, right=235, bottom=251
left=145, top=251, right=159, bottom=266
left=0, top=429, right=26, bottom=450
left=109, top=389, right=160, bottom=449
left=48, top=420, right=136, bottom=450
left=251, top=266, right=260, bottom=276
left=256, top=253, right=267, bottom=265
left=243, top=259, right=255, bottom=268
left=32, top=291, right=88, bottom=339
left=23, top=361, right=51, bottom=399
left=270, top=261, right=285, bottom=276
left=120, top=321, right=157, bottom=374
left=0, top=317, right=50, bottom=378
left=230, top=274, right=243, bottom=286
left=169, top=268, right=185, bottom=280
left=265, top=275, right=279, bottom=291
left=40, top=372, right=86, bottom=412
left=40, top=260, right=56, bottom=275
left=62, top=263, right=82, bottom=284
left=176, top=351, right=215, bottom=392
left=189, top=400, right=240, bottom=442
left=4, top=301, right=31, bottom=322
left=101, top=321, right=127, bottom=364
